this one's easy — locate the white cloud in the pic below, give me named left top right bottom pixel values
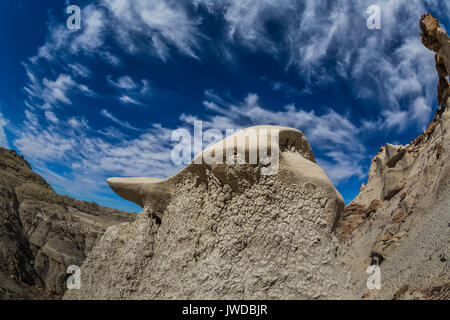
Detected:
left=107, top=76, right=137, bottom=90
left=25, top=0, right=445, bottom=133
left=0, top=112, right=9, bottom=148
left=78, top=84, right=95, bottom=96
left=36, top=4, right=106, bottom=60
left=102, top=0, right=201, bottom=60
left=107, top=76, right=151, bottom=105
left=14, top=130, right=75, bottom=161
left=45, top=111, right=58, bottom=124
left=362, top=93, right=433, bottom=132
left=108, top=76, right=151, bottom=94
left=28, top=74, right=75, bottom=105
left=33, top=1, right=201, bottom=66
left=100, top=109, right=141, bottom=131
left=318, top=151, right=365, bottom=185
left=140, top=80, right=151, bottom=95
left=381, top=110, right=409, bottom=131
left=98, top=127, right=125, bottom=140
left=67, top=117, right=89, bottom=129
left=12, top=107, right=179, bottom=201
left=14, top=124, right=179, bottom=198
left=197, top=90, right=364, bottom=149
left=261, top=76, right=310, bottom=97
left=194, top=0, right=443, bottom=129
left=411, top=96, right=432, bottom=128
left=70, top=5, right=105, bottom=53
left=24, top=110, right=39, bottom=128
left=68, top=63, right=92, bottom=78
left=100, top=51, right=121, bottom=66
left=119, top=95, right=143, bottom=105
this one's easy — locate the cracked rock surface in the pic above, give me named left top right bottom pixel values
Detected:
left=65, top=127, right=347, bottom=299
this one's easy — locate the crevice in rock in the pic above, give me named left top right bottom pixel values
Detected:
left=370, top=252, right=385, bottom=266
left=386, top=149, right=406, bottom=168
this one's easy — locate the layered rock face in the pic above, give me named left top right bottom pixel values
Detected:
left=339, top=105, right=450, bottom=299
left=65, top=126, right=347, bottom=299
left=0, top=148, right=135, bottom=299
left=352, top=143, right=413, bottom=206
left=338, top=14, right=450, bottom=299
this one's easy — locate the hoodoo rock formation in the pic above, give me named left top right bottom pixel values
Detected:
left=420, top=13, right=450, bottom=109
left=65, top=126, right=348, bottom=299
left=64, top=14, right=449, bottom=300
left=0, top=148, right=135, bottom=299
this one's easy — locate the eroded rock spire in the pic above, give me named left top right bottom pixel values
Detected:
left=420, top=13, right=450, bottom=109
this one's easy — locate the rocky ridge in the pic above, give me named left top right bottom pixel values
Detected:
left=338, top=13, right=450, bottom=299
left=0, top=148, right=135, bottom=299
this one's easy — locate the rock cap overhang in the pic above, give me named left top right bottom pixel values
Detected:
left=107, top=125, right=341, bottom=213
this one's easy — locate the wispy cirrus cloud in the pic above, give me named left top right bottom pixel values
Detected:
left=101, top=0, right=201, bottom=61
left=23, top=68, right=94, bottom=110
left=194, top=0, right=445, bottom=131
left=44, top=111, right=58, bottom=124
left=34, top=1, right=202, bottom=66
left=0, top=112, right=9, bottom=148
left=25, top=0, right=446, bottom=132
left=35, top=4, right=107, bottom=62
left=100, top=109, right=142, bottom=131
left=261, top=76, right=311, bottom=97
left=107, top=75, right=138, bottom=90
left=317, top=152, right=365, bottom=185
left=67, top=117, right=89, bottom=130
left=119, top=95, right=143, bottom=105
left=7, top=0, right=449, bottom=211
left=107, top=75, right=152, bottom=105
left=14, top=126, right=75, bottom=161
left=9, top=106, right=176, bottom=208
left=13, top=120, right=177, bottom=202
left=67, top=63, right=92, bottom=78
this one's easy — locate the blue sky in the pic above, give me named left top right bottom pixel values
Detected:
left=0, top=0, right=449, bottom=212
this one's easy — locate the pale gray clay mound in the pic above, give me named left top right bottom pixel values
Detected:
left=65, top=126, right=348, bottom=299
